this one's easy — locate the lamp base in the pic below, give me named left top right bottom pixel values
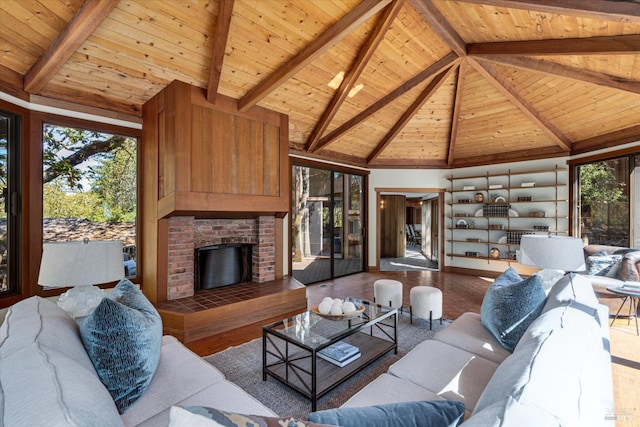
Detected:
left=57, top=285, right=105, bottom=318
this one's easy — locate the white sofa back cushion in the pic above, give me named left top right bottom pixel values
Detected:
left=0, top=297, right=123, bottom=427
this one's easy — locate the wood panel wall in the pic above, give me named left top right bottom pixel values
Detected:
left=141, top=80, right=290, bottom=303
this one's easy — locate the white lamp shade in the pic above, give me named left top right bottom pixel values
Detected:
left=518, top=235, right=586, bottom=272
left=38, top=240, right=125, bottom=288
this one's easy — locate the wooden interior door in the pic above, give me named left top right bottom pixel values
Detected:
left=381, top=195, right=406, bottom=258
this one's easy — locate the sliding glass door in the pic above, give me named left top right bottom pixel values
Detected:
left=291, top=164, right=365, bottom=285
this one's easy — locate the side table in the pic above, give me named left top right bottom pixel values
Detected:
left=607, top=284, right=640, bottom=336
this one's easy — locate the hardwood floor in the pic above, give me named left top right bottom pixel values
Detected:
left=186, top=270, right=639, bottom=426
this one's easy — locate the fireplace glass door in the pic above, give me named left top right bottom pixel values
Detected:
left=291, top=165, right=365, bottom=285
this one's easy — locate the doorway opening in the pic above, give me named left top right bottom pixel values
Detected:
left=377, top=189, right=443, bottom=272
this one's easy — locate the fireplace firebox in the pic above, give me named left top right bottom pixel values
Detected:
left=195, top=244, right=252, bottom=290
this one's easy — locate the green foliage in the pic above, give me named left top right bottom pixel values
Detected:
left=579, top=162, right=625, bottom=205
left=42, top=125, right=136, bottom=224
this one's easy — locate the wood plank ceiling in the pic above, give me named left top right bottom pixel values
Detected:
left=1, top=0, right=639, bottom=168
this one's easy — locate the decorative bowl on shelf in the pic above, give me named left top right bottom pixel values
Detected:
left=311, top=305, right=365, bottom=320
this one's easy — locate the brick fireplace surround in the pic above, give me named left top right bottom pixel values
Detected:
left=167, top=215, right=276, bottom=300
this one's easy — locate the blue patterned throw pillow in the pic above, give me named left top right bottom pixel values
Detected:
left=179, top=406, right=333, bottom=427
left=481, top=267, right=546, bottom=352
left=80, top=279, right=162, bottom=413
left=307, top=400, right=465, bottom=427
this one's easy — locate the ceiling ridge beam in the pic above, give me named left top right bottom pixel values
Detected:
left=367, top=65, right=457, bottom=164
left=313, top=52, right=460, bottom=152
left=207, top=0, right=235, bottom=103
left=306, top=0, right=404, bottom=152
left=468, top=35, right=640, bottom=56
left=447, top=60, right=467, bottom=166
left=237, top=0, right=392, bottom=112
left=24, top=0, right=120, bottom=94
left=407, top=0, right=466, bottom=57
left=453, top=0, right=640, bottom=25
left=468, top=58, right=572, bottom=152
left=472, top=55, right=640, bottom=95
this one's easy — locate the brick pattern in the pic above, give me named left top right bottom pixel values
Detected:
left=167, top=216, right=275, bottom=300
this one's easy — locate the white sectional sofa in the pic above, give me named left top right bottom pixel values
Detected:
left=0, top=296, right=276, bottom=426
left=340, top=273, right=615, bottom=426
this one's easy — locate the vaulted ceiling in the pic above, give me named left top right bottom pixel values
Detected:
left=1, top=0, right=639, bottom=168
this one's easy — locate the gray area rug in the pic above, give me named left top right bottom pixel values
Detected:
left=204, top=313, right=451, bottom=419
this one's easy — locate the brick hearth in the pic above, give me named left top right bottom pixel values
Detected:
left=166, top=216, right=276, bottom=300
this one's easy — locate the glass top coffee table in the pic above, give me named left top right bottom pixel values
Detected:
left=262, top=299, right=398, bottom=411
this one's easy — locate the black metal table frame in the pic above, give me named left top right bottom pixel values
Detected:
left=608, top=286, right=640, bottom=336
left=262, top=305, right=398, bottom=411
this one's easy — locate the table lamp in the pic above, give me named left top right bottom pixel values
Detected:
left=38, top=239, right=124, bottom=318
left=517, top=235, right=586, bottom=291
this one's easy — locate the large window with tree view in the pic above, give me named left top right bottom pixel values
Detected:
left=577, top=153, right=639, bottom=249
left=43, top=124, right=137, bottom=278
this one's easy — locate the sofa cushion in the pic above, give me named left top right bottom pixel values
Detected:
left=480, top=268, right=546, bottom=352
left=308, top=400, right=465, bottom=427
left=0, top=297, right=123, bottom=427
left=435, top=312, right=510, bottom=364
left=619, top=250, right=640, bottom=282
left=472, top=327, right=610, bottom=425
left=543, top=273, right=600, bottom=314
left=387, top=340, right=499, bottom=412
left=80, top=279, right=163, bottom=414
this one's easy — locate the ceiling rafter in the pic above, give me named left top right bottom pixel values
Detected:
left=408, top=0, right=466, bottom=56
left=23, top=0, right=119, bottom=94
left=471, top=55, right=640, bottom=95
left=468, top=58, right=572, bottom=152
left=313, top=52, right=460, bottom=152
left=207, top=0, right=235, bottom=103
left=368, top=65, right=457, bottom=164
left=468, top=35, right=640, bottom=56
left=306, top=0, right=404, bottom=152
left=453, top=0, right=640, bottom=25
left=237, top=0, right=392, bottom=112
left=447, top=60, right=467, bottom=166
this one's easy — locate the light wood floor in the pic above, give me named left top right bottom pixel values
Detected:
left=186, top=270, right=639, bottom=426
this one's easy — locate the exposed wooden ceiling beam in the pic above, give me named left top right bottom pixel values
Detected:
left=367, top=65, right=457, bottom=163
left=0, top=64, right=27, bottom=100
left=313, top=52, right=460, bottom=152
left=408, top=0, right=466, bottom=57
left=23, top=0, right=119, bottom=94
left=454, top=0, right=640, bottom=25
left=368, top=158, right=449, bottom=168
left=471, top=55, right=640, bottom=95
left=451, top=146, right=565, bottom=168
left=447, top=60, right=466, bottom=166
left=468, top=35, right=640, bottom=56
left=306, top=0, right=404, bottom=152
left=207, top=0, right=235, bottom=103
left=238, top=0, right=392, bottom=112
left=572, top=124, right=640, bottom=154
left=469, top=58, right=573, bottom=151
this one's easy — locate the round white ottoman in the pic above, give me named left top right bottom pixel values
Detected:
left=410, top=286, right=443, bottom=329
left=373, top=279, right=403, bottom=310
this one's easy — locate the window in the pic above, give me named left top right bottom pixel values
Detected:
left=0, top=110, right=21, bottom=296
left=576, top=153, right=639, bottom=248
left=42, top=123, right=138, bottom=278
left=291, top=164, right=366, bottom=285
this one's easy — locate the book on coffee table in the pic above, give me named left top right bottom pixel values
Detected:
left=318, top=351, right=361, bottom=367
left=318, top=341, right=360, bottom=363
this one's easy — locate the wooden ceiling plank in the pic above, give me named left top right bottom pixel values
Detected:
left=207, top=0, right=235, bottom=103
left=453, top=0, right=640, bottom=25
left=572, top=124, right=640, bottom=154
left=23, top=0, right=120, bottom=94
left=469, top=58, right=572, bottom=151
left=468, top=35, right=640, bottom=56
left=314, top=52, right=459, bottom=151
left=473, top=55, right=640, bottom=95
left=237, top=0, right=393, bottom=112
left=306, top=0, right=404, bottom=152
left=367, top=65, right=456, bottom=163
left=447, top=60, right=466, bottom=166
left=407, top=0, right=466, bottom=57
